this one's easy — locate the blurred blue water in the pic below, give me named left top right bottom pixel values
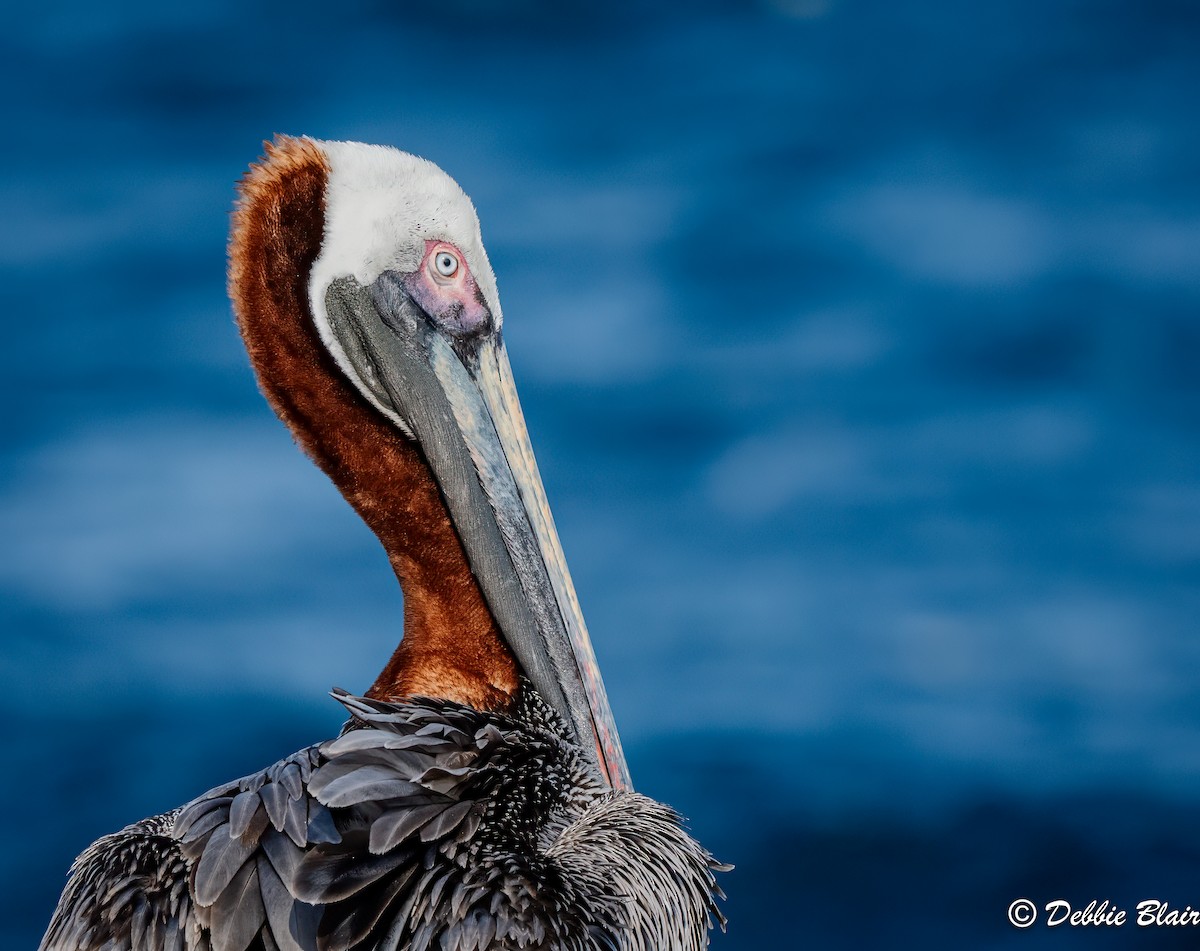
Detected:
left=4, top=1, right=1200, bottom=946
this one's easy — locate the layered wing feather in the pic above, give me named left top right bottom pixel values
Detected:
left=172, top=692, right=496, bottom=951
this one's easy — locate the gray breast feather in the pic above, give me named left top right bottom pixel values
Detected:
left=41, top=691, right=726, bottom=951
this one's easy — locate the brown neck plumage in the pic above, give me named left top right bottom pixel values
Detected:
left=227, top=136, right=518, bottom=711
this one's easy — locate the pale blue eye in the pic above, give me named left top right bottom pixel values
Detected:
left=434, top=251, right=459, bottom=277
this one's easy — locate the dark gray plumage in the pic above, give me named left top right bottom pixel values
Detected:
left=40, top=689, right=726, bottom=951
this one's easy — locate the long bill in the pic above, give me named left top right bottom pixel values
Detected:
left=324, top=274, right=632, bottom=792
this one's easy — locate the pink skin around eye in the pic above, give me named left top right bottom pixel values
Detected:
left=402, top=239, right=491, bottom=335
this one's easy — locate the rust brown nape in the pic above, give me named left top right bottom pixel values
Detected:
left=228, top=135, right=519, bottom=713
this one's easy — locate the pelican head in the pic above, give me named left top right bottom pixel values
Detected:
left=234, top=137, right=629, bottom=791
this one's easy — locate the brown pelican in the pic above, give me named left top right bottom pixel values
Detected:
left=39, top=137, right=726, bottom=951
